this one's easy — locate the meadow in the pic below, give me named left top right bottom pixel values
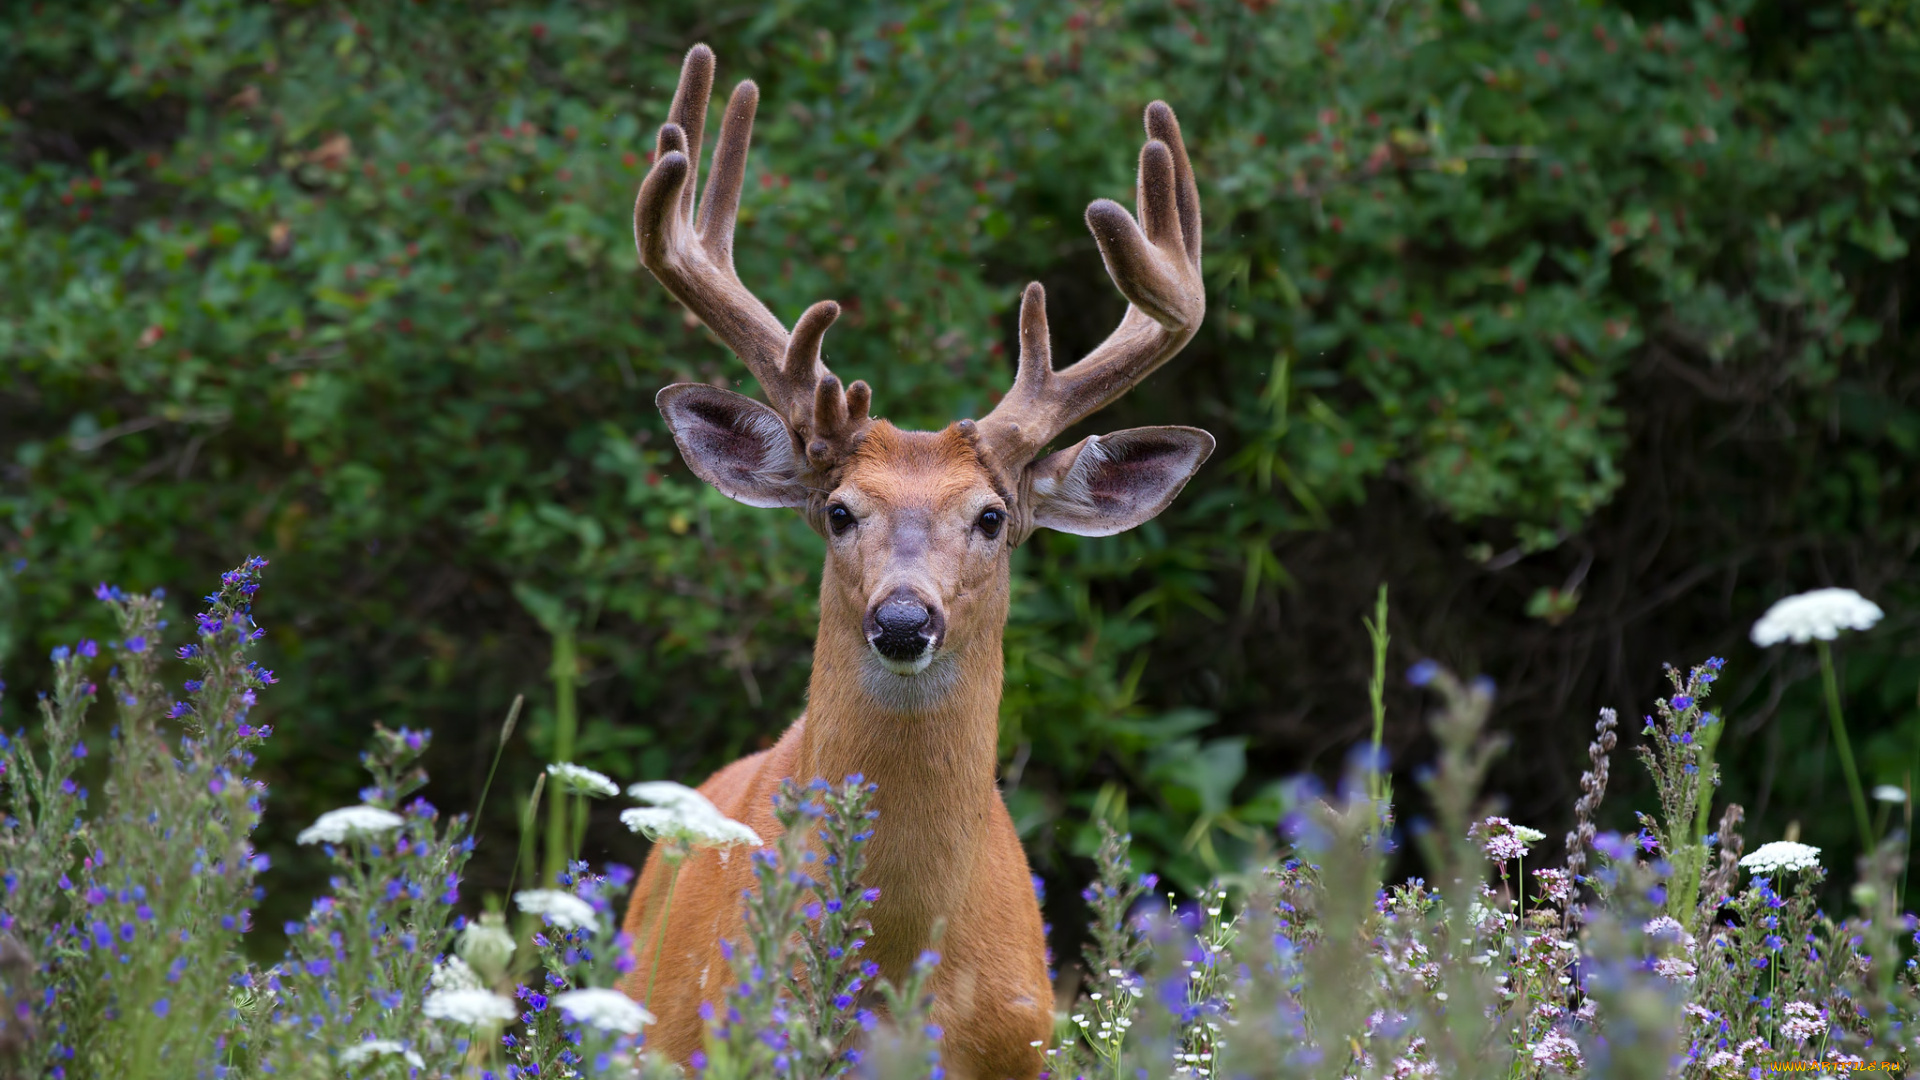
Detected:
left=1, top=560, right=1907, bottom=1078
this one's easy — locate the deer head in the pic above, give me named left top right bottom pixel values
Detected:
left=637, top=45, right=1212, bottom=696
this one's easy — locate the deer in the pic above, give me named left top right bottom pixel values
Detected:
left=617, top=44, right=1211, bottom=1080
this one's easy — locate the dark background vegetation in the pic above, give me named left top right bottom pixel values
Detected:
left=4, top=0, right=1918, bottom=948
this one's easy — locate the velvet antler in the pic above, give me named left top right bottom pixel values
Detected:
left=633, top=45, right=872, bottom=467
left=976, top=102, right=1205, bottom=471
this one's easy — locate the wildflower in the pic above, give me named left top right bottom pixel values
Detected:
left=1534, top=867, right=1573, bottom=904
left=546, top=762, right=619, bottom=798
left=1781, top=1001, right=1825, bottom=1043
left=1527, top=1030, right=1583, bottom=1072
left=1873, top=784, right=1907, bottom=804
left=296, top=805, right=405, bottom=845
left=457, top=916, right=517, bottom=980
left=552, top=988, right=655, bottom=1034
left=1406, top=660, right=1441, bottom=686
left=1750, top=587, right=1883, bottom=646
left=1739, top=841, right=1821, bottom=875
left=1653, top=957, right=1696, bottom=980
left=422, top=987, right=518, bottom=1025
left=513, top=889, right=598, bottom=931
left=430, top=955, right=483, bottom=992
left=339, top=1041, right=426, bottom=1068
left=1469, top=816, right=1542, bottom=862
left=622, top=781, right=762, bottom=849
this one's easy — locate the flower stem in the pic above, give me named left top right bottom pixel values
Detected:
left=1818, top=640, right=1873, bottom=854
left=1363, top=583, right=1391, bottom=812
left=643, top=854, right=682, bottom=1009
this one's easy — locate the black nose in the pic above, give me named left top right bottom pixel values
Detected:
left=875, top=596, right=930, bottom=636
left=866, top=591, right=938, bottom=661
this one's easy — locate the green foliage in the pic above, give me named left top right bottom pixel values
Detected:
left=4, top=0, right=1919, bottom=923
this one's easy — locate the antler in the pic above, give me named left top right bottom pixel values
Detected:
left=976, top=101, right=1205, bottom=471
left=633, top=45, right=872, bottom=469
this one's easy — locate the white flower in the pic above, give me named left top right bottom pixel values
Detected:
left=1781, top=1001, right=1826, bottom=1044
left=422, top=987, right=518, bottom=1025
left=1873, top=784, right=1908, bottom=804
left=1527, top=1030, right=1584, bottom=1072
left=338, top=1040, right=425, bottom=1068
left=457, top=916, right=516, bottom=980
left=1739, top=840, right=1822, bottom=875
left=1751, top=587, right=1883, bottom=647
left=296, top=805, right=405, bottom=845
left=546, top=762, right=619, bottom=798
left=1653, top=957, right=1697, bottom=981
left=622, top=781, right=762, bottom=849
left=552, top=988, right=655, bottom=1034
left=430, top=954, right=482, bottom=992
left=1470, top=816, right=1541, bottom=862
left=514, top=889, right=598, bottom=931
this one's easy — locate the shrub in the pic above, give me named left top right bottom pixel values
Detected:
left=6, top=0, right=1917, bottom=911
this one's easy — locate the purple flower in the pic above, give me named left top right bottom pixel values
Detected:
left=1671, top=695, right=1693, bottom=711
left=124, top=636, right=147, bottom=654
left=1407, top=660, right=1441, bottom=686
left=176, top=645, right=198, bottom=660
left=152, top=999, right=169, bottom=1018
left=78, top=640, right=98, bottom=659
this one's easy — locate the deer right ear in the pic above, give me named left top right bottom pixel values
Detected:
left=656, top=383, right=808, bottom=509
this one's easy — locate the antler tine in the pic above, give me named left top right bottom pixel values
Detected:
left=635, top=44, right=864, bottom=446
left=977, top=101, right=1205, bottom=469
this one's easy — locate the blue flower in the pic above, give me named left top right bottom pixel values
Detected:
left=1407, top=660, right=1441, bottom=686
left=1670, top=695, right=1693, bottom=710
left=152, top=999, right=169, bottom=1018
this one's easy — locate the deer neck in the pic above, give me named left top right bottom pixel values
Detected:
left=796, top=566, right=1009, bottom=970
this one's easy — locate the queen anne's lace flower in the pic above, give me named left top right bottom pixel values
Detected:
left=296, top=805, right=405, bottom=845
left=338, top=1040, right=425, bottom=1068
left=422, top=987, right=518, bottom=1025
left=457, top=917, right=516, bottom=978
left=1750, top=587, right=1883, bottom=646
left=429, top=954, right=482, bottom=992
left=622, top=781, right=762, bottom=849
left=513, top=889, right=598, bottom=931
left=1739, top=840, right=1822, bottom=875
left=1873, top=784, right=1907, bottom=804
left=552, top=987, right=655, bottom=1034
left=546, top=762, right=619, bottom=798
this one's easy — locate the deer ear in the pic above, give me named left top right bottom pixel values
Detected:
left=656, top=383, right=808, bottom=509
left=1027, top=426, right=1214, bottom=537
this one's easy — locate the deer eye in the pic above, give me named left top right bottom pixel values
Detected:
left=827, top=504, right=855, bottom=535
left=976, top=508, right=1005, bottom=539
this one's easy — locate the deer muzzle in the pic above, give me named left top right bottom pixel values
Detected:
left=864, top=589, right=945, bottom=674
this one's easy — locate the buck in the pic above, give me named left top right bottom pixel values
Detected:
left=618, top=45, right=1211, bottom=1079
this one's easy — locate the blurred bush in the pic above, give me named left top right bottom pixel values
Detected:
left=3, top=0, right=1917, bottom=935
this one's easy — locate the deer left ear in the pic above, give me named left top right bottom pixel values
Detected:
left=1027, top=426, right=1215, bottom=537
left=656, top=383, right=809, bottom=509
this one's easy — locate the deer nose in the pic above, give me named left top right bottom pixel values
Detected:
left=865, top=590, right=942, bottom=663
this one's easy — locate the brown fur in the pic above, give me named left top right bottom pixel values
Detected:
left=620, top=425, right=1053, bottom=1078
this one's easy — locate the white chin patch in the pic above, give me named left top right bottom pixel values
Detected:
left=873, top=650, right=933, bottom=676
